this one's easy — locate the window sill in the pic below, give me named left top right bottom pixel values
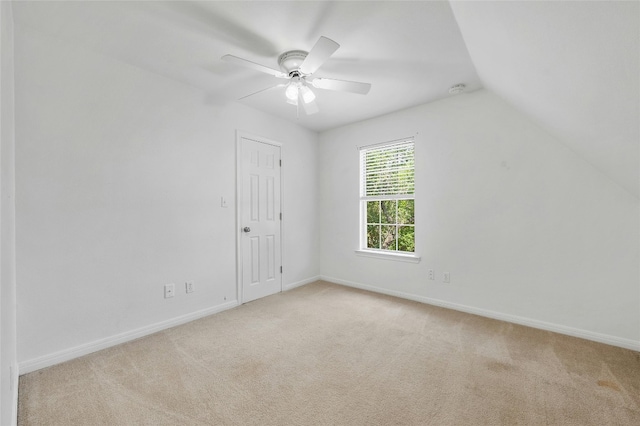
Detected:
left=355, top=250, right=421, bottom=263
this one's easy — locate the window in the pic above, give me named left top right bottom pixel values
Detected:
left=359, top=139, right=415, bottom=254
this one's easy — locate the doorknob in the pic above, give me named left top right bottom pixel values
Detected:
left=243, top=227, right=251, bottom=233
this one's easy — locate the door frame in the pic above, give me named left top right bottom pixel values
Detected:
left=235, top=130, right=284, bottom=305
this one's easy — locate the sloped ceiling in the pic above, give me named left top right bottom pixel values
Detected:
left=13, top=1, right=639, bottom=197
left=449, top=1, right=639, bottom=198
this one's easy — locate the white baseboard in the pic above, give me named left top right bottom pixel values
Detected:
left=321, top=275, right=640, bottom=352
left=19, top=300, right=239, bottom=375
left=283, top=275, right=320, bottom=291
left=19, top=277, right=321, bottom=375
left=11, top=362, right=18, bottom=426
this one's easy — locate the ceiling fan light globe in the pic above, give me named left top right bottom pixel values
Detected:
left=300, top=86, right=316, bottom=104
left=285, top=84, right=298, bottom=101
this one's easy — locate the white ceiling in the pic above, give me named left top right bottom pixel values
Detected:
left=12, top=1, right=639, bottom=197
left=12, top=0, right=481, bottom=132
left=450, top=1, right=639, bottom=198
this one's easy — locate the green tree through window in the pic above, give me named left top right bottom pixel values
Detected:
left=360, top=140, right=415, bottom=253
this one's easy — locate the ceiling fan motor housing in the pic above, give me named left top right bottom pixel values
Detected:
left=278, top=50, right=309, bottom=75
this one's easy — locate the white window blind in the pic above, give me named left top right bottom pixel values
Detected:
left=360, top=140, right=414, bottom=198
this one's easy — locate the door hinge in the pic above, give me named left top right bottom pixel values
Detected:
left=280, top=266, right=283, bottom=274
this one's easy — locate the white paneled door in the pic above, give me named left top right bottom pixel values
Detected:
left=239, top=136, right=282, bottom=303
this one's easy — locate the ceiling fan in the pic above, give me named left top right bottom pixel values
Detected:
left=222, top=36, right=371, bottom=116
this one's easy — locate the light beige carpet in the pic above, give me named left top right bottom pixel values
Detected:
left=18, top=281, right=640, bottom=425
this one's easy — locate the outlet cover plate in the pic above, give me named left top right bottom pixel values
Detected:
left=164, top=283, right=175, bottom=298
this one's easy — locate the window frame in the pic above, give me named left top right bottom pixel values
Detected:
left=356, top=138, right=420, bottom=262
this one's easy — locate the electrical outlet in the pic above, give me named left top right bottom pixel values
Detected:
left=428, top=269, right=435, bottom=280
left=443, top=272, right=450, bottom=283
left=186, top=281, right=194, bottom=293
left=164, top=283, right=175, bottom=298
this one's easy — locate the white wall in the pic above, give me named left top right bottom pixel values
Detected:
left=0, top=1, right=18, bottom=424
left=15, top=28, right=319, bottom=370
left=319, top=90, right=640, bottom=350
left=10, top=1, right=638, bottom=381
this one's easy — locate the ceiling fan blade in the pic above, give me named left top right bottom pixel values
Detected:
left=299, top=90, right=319, bottom=115
left=239, top=83, right=287, bottom=100
left=311, top=78, right=371, bottom=95
left=299, top=36, right=340, bottom=75
left=221, top=55, right=288, bottom=78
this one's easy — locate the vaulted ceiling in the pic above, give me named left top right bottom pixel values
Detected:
left=450, top=1, right=639, bottom=198
left=12, top=1, right=639, bottom=197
